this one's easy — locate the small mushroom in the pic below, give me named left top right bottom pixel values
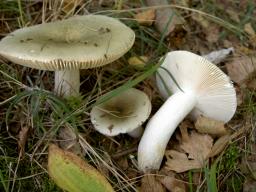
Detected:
left=0, top=15, right=135, bottom=96
left=138, top=51, right=237, bottom=172
left=90, top=88, right=152, bottom=138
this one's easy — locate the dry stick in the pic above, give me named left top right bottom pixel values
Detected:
left=111, top=147, right=137, bottom=159
left=10, top=150, right=22, bottom=192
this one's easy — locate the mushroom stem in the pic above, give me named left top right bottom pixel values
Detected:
left=54, top=70, right=80, bottom=97
left=127, top=125, right=143, bottom=138
left=138, top=91, right=197, bottom=172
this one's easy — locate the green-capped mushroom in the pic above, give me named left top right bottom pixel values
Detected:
left=90, top=88, right=152, bottom=138
left=0, top=15, right=135, bottom=96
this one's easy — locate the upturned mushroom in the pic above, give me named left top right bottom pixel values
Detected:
left=90, top=88, right=152, bottom=138
left=138, top=50, right=237, bottom=172
left=0, top=15, right=135, bottom=96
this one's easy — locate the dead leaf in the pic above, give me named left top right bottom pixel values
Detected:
left=18, top=126, right=29, bottom=157
left=195, top=116, right=227, bottom=136
left=165, top=150, right=203, bottom=173
left=145, top=0, right=184, bottom=36
left=62, top=0, right=83, bottom=13
left=208, top=134, right=231, bottom=158
left=165, top=131, right=213, bottom=173
left=159, top=175, right=186, bottom=192
left=226, top=56, right=256, bottom=84
left=134, top=9, right=155, bottom=26
left=179, top=120, right=193, bottom=142
left=140, top=175, right=166, bottom=192
left=128, top=56, right=149, bottom=69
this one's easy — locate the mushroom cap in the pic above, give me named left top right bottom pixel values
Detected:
left=90, top=88, right=152, bottom=136
left=0, top=15, right=135, bottom=71
left=156, top=50, right=237, bottom=123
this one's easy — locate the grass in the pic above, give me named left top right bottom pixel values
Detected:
left=0, top=0, right=255, bottom=192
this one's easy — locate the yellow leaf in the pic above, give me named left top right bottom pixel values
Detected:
left=62, top=0, right=83, bottom=13
left=128, top=56, right=149, bottom=69
left=48, top=144, right=114, bottom=192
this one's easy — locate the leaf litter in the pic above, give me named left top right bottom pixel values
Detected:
left=1, top=0, right=256, bottom=191
left=165, top=131, right=213, bottom=173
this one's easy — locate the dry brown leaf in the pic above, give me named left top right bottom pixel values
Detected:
left=18, top=126, right=29, bottom=157
left=208, top=134, right=231, bottom=158
left=159, top=175, right=186, bottom=192
left=165, top=131, right=213, bottom=173
left=226, top=56, right=256, bottom=84
left=145, top=0, right=184, bottom=36
left=140, top=175, right=166, bottom=192
left=179, top=121, right=191, bottom=142
left=195, top=116, right=227, bottom=136
left=134, top=9, right=155, bottom=26
left=165, top=150, right=203, bottom=173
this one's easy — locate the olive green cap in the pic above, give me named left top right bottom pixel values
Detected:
left=0, top=15, right=135, bottom=71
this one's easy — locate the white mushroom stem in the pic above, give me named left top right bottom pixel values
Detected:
left=127, top=125, right=143, bottom=138
left=138, top=91, right=197, bottom=172
left=54, top=70, right=80, bottom=97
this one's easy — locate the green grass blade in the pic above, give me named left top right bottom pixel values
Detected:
left=93, top=57, right=164, bottom=106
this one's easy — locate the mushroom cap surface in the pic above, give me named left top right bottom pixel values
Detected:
left=90, top=88, right=152, bottom=136
left=0, top=15, right=135, bottom=71
left=156, top=50, right=237, bottom=123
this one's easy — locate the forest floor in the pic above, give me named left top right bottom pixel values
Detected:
left=0, top=0, right=256, bottom=192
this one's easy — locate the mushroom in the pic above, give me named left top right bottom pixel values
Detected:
left=138, top=50, right=237, bottom=172
left=90, top=88, right=152, bottom=138
left=0, top=15, right=135, bottom=96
